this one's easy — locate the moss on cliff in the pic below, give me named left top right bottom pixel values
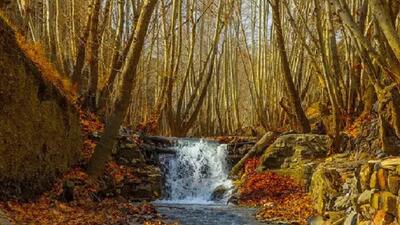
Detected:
left=0, top=15, right=82, bottom=199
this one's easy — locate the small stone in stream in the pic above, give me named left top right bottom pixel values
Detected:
left=210, top=185, right=230, bottom=201
left=227, top=194, right=239, bottom=205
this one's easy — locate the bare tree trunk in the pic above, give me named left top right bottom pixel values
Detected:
left=99, top=0, right=127, bottom=109
left=370, top=0, right=400, bottom=63
left=71, top=0, right=94, bottom=89
left=87, top=0, right=158, bottom=178
left=83, top=0, right=102, bottom=111
left=269, top=0, right=310, bottom=133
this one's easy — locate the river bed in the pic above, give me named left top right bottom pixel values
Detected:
left=156, top=139, right=271, bottom=225
left=155, top=203, right=269, bottom=225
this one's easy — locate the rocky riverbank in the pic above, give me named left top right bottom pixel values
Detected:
left=223, top=112, right=400, bottom=225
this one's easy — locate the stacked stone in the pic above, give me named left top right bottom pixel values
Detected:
left=358, top=158, right=400, bottom=225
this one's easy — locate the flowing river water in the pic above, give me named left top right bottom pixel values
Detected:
left=155, top=140, right=268, bottom=225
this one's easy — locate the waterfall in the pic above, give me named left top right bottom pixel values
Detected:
left=159, top=139, right=232, bottom=204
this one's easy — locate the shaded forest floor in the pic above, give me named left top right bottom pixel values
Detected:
left=0, top=101, right=378, bottom=225
left=237, top=158, right=315, bottom=225
left=0, top=110, right=174, bottom=225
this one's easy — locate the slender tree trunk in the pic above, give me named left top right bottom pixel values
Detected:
left=84, top=0, right=102, bottom=111
left=71, top=1, right=94, bottom=89
left=87, top=0, right=158, bottom=178
left=270, top=0, right=310, bottom=133
left=370, top=0, right=400, bottom=63
left=99, top=0, right=126, bottom=109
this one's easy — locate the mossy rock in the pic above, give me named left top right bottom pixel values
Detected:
left=257, top=134, right=331, bottom=171
left=310, top=166, right=342, bottom=214
left=0, top=16, right=81, bottom=199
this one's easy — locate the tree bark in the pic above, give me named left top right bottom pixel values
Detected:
left=230, top=131, right=279, bottom=177
left=270, top=0, right=310, bottom=133
left=83, top=0, right=102, bottom=111
left=87, top=0, right=158, bottom=178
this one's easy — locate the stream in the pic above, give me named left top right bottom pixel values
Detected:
left=155, top=139, right=269, bottom=225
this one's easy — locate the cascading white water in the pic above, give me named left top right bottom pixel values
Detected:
left=159, top=139, right=232, bottom=204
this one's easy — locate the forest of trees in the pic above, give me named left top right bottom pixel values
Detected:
left=3, top=0, right=400, bottom=224
left=3, top=0, right=400, bottom=156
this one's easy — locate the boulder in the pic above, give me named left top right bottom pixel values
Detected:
left=310, top=166, right=342, bottom=214
left=210, top=185, right=230, bottom=201
left=114, top=141, right=146, bottom=167
left=121, top=165, right=162, bottom=201
left=257, top=134, right=331, bottom=171
left=0, top=15, right=81, bottom=199
left=256, top=134, right=331, bottom=186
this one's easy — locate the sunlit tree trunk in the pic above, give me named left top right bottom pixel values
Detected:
left=269, top=0, right=310, bottom=133
left=87, top=0, right=158, bottom=178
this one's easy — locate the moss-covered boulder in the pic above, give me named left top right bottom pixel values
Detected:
left=0, top=15, right=81, bottom=199
left=257, top=134, right=331, bottom=170
left=310, top=167, right=342, bottom=214
left=255, top=134, right=331, bottom=186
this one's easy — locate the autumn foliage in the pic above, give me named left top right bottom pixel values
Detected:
left=238, top=158, right=315, bottom=224
left=16, top=35, right=77, bottom=104
left=0, top=110, right=171, bottom=225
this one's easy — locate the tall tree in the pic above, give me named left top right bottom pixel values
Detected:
left=87, top=0, right=158, bottom=178
left=269, top=0, right=310, bottom=133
